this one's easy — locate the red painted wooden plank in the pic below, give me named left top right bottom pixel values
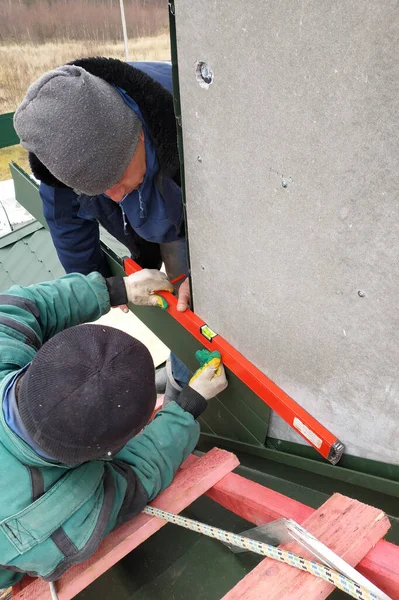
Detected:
left=222, top=493, right=391, bottom=600
left=207, top=469, right=313, bottom=525
left=182, top=454, right=314, bottom=524
left=10, top=577, right=33, bottom=594
left=183, top=457, right=399, bottom=598
left=357, top=540, right=399, bottom=600
left=150, top=395, right=164, bottom=420
left=12, top=448, right=239, bottom=600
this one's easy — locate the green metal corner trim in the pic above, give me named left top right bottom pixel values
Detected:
left=0, top=220, right=43, bottom=250
left=10, top=162, right=49, bottom=229
left=198, top=433, right=399, bottom=502
left=266, top=437, right=399, bottom=483
left=0, top=227, right=65, bottom=290
left=0, top=112, right=19, bottom=149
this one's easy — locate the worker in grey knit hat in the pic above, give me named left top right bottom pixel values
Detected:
left=14, top=58, right=193, bottom=405
left=14, top=65, right=143, bottom=196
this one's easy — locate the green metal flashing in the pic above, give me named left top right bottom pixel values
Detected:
left=0, top=162, right=64, bottom=290
left=267, top=437, right=399, bottom=482
left=10, top=162, right=48, bottom=229
left=0, top=228, right=65, bottom=290
left=0, top=220, right=42, bottom=250
left=0, top=112, right=19, bottom=149
left=198, top=434, right=399, bottom=502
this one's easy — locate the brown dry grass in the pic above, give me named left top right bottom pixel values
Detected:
left=0, top=146, right=30, bottom=181
left=0, top=0, right=167, bottom=44
left=0, top=33, right=170, bottom=113
left=0, top=33, right=170, bottom=181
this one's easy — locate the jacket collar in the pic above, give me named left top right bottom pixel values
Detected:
left=0, top=372, right=66, bottom=469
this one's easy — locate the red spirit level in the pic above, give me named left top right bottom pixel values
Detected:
left=124, top=258, right=344, bottom=465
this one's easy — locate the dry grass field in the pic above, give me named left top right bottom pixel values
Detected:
left=0, top=33, right=170, bottom=180
left=0, top=33, right=170, bottom=113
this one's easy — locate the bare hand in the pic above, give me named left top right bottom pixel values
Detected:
left=177, top=278, right=191, bottom=312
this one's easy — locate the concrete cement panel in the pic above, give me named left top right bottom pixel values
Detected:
left=175, top=1, right=399, bottom=463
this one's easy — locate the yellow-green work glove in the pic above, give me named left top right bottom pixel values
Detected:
left=123, top=269, right=172, bottom=309
left=189, top=350, right=228, bottom=401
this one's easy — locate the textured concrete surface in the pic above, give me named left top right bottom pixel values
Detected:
left=175, top=1, right=399, bottom=463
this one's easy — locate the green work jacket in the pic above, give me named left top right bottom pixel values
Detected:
left=0, top=273, right=202, bottom=587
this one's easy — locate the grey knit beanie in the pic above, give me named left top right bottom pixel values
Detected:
left=14, top=65, right=142, bottom=195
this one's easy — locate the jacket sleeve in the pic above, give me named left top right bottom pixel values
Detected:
left=0, top=272, right=111, bottom=375
left=107, top=388, right=207, bottom=530
left=0, top=567, right=23, bottom=589
left=40, top=183, right=111, bottom=276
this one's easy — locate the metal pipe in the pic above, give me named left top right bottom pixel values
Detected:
left=119, top=0, right=129, bottom=61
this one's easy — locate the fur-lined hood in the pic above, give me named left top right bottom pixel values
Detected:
left=29, top=57, right=180, bottom=188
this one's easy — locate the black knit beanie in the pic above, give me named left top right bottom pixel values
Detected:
left=18, top=324, right=156, bottom=464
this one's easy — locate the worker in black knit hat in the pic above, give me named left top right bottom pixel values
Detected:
left=0, top=268, right=227, bottom=587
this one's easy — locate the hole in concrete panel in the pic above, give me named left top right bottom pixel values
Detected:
left=196, top=61, right=213, bottom=88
